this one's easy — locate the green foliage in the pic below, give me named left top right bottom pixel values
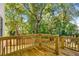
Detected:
left=5, top=3, right=29, bottom=36
left=5, top=3, right=79, bottom=36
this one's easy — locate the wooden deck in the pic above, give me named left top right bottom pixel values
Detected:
left=6, top=45, right=56, bottom=56
left=6, top=42, right=79, bottom=56
left=6, top=45, right=79, bottom=56
left=0, top=35, right=79, bottom=56
left=60, top=48, right=79, bottom=56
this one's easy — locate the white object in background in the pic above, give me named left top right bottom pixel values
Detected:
left=0, top=3, right=5, bottom=36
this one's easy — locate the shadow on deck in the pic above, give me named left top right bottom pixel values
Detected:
left=60, top=48, right=79, bottom=56
left=6, top=45, right=79, bottom=56
left=7, top=45, right=56, bottom=56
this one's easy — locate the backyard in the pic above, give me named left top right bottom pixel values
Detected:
left=0, top=3, right=79, bottom=56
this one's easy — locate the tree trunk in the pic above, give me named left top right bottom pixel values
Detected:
left=35, top=15, right=41, bottom=34
left=15, top=25, right=20, bottom=36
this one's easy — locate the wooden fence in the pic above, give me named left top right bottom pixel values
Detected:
left=0, top=34, right=59, bottom=56
left=1, top=34, right=79, bottom=56
left=0, top=36, right=35, bottom=55
left=60, top=36, right=79, bottom=51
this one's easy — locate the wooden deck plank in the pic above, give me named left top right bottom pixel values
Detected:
left=60, top=48, right=79, bottom=56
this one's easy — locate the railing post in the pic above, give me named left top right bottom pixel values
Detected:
left=6, top=40, right=8, bottom=55
left=77, top=43, right=79, bottom=51
left=39, top=34, right=42, bottom=47
left=10, top=39, right=11, bottom=53
left=55, top=36, right=59, bottom=55
left=2, top=40, right=5, bottom=55
left=61, top=36, right=64, bottom=49
left=2, top=47, right=5, bottom=56
left=22, top=37, right=23, bottom=49
left=16, top=37, right=19, bottom=51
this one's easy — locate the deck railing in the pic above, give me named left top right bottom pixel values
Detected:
left=0, top=34, right=59, bottom=56
left=0, top=36, right=35, bottom=55
left=1, top=34, right=79, bottom=56
left=60, top=36, right=79, bottom=51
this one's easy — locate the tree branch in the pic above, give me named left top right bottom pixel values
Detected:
left=22, top=4, right=37, bottom=19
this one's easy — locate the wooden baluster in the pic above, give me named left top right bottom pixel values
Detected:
left=14, top=39, right=15, bottom=52
left=23, top=38, right=24, bottom=48
left=61, top=36, right=64, bottom=49
left=66, top=37, right=68, bottom=47
left=25, top=38, right=27, bottom=48
left=21, top=37, right=22, bottom=49
left=14, top=39, right=16, bottom=51
left=72, top=42, right=73, bottom=49
left=24, top=38, right=25, bottom=48
left=1, top=40, right=2, bottom=55
left=3, top=40, right=6, bottom=55
left=11, top=39, right=13, bottom=52
left=2, top=40, right=4, bottom=55
left=23, top=37, right=24, bottom=48
left=17, top=37, right=18, bottom=51
left=77, top=37, right=79, bottom=51
left=10, top=39, right=11, bottom=53
left=18, top=39, right=19, bottom=50
left=20, top=38, right=22, bottom=55
left=7, top=40, right=9, bottom=53
left=69, top=38, right=71, bottom=48
left=20, top=39, right=22, bottom=49
left=70, top=40, right=71, bottom=49
left=19, top=37, right=21, bottom=50
left=13, top=39, right=14, bottom=52
left=68, top=39, right=69, bottom=48
left=74, top=38, right=76, bottom=50
left=18, top=38, right=19, bottom=50
left=0, top=40, right=1, bottom=55
left=19, top=38, right=20, bottom=50
left=12, top=39, right=14, bottom=52
left=75, top=43, right=77, bottom=51
left=0, top=40, right=2, bottom=56
left=71, top=42, right=73, bottom=49
left=25, top=38, right=26, bottom=48
left=55, top=36, right=59, bottom=55
left=15, top=39, right=17, bottom=51
left=67, top=37, right=69, bottom=48
left=2, top=40, right=5, bottom=56
left=22, top=39, right=24, bottom=48
left=76, top=38, right=78, bottom=51
left=22, top=37, right=23, bottom=49
left=64, top=37, right=66, bottom=47
left=20, top=38, right=22, bottom=49
left=77, top=44, right=79, bottom=51
left=6, top=40, right=8, bottom=55
left=69, top=37, right=71, bottom=48
left=72, top=37, right=74, bottom=50
left=66, top=37, right=67, bottom=48
left=12, top=39, right=13, bottom=52
left=71, top=37, right=73, bottom=49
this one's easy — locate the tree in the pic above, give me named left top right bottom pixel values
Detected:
left=5, top=3, right=79, bottom=36
left=5, top=3, right=28, bottom=36
left=23, top=3, right=47, bottom=34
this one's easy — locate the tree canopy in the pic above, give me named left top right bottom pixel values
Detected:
left=5, top=3, right=79, bottom=36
